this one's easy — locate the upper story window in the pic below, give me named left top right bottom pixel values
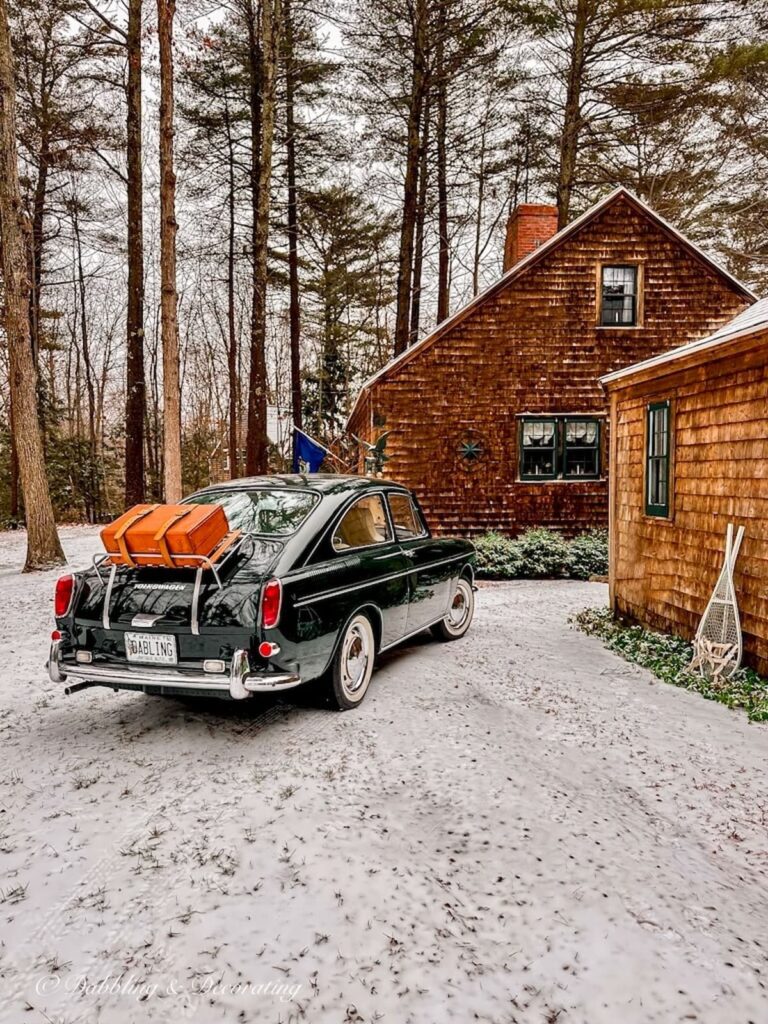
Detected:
left=520, top=416, right=601, bottom=481
left=601, top=265, right=638, bottom=326
left=332, top=494, right=392, bottom=551
left=646, top=401, right=671, bottom=517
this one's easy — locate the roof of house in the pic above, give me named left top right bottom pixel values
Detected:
left=348, top=186, right=757, bottom=424
left=600, top=295, right=768, bottom=386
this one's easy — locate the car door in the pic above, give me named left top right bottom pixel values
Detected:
left=326, top=492, right=409, bottom=648
left=387, top=491, right=453, bottom=634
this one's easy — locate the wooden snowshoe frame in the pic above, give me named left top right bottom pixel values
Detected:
left=690, top=523, right=745, bottom=682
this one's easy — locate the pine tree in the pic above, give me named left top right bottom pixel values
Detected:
left=179, top=20, right=251, bottom=479
left=0, top=0, right=64, bottom=568
left=125, top=0, right=145, bottom=503
left=301, top=184, right=396, bottom=435
left=245, top=0, right=282, bottom=476
left=158, top=0, right=182, bottom=501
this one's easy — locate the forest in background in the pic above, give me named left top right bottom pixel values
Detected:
left=1, top=0, right=767, bottom=534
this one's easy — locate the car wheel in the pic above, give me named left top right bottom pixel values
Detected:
left=431, top=577, right=474, bottom=642
left=328, top=613, right=376, bottom=711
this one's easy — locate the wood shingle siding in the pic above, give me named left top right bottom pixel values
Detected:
left=349, top=190, right=753, bottom=537
left=605, top=319, right=768, bottom=675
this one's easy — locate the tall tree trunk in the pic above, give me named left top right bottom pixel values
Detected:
left=144, top=327, right=160, bottom=498
left=435, top=4, right=449, bottom=324
left=9, top=418, right=19, bottom=520
left=0, top=0, right=64, bottom=569
left=393, top=0, right=427, bottom=356
left=29, top=130, right=49, bottom=368
left=158, top=0, right=182, bottom=501
left=284, top=0, right=302, bottom=434
left=125, top=0, right=146, bottom=505
left=409, top=90, right=430, bottom=346
left=244, top=1, right=262, bottom=474
left=246, top=0, right=281, bottom=475
left=72, top=197, right=99, bottom=522
left=224, top=99, right=239, bottom=478
left=472, top=117, right=487, bottom=296
left=557, top=0, right=588, bottom=228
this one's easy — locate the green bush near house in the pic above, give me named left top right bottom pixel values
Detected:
left=567, top=528, right=610, bottom=580
left=472, top=532, right=524, bottom=579
left=573, top=606, right=768, bottom=723
left=474, top=527, right=608, bottom=581
left=516, top=526, right=571, bottom=578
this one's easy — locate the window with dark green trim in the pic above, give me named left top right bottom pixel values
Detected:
left=520, top=418, right=558, bottom=479
left=564, top=419, right=600, bottom=478
left=646, top=401, right=670, bottom=517
left=519, top=416, right=601, bottom=481
left=601, top=265, right=637, bottom=326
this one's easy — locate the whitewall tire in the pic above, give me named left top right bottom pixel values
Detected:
left=328, top=613, right=376, bottom=710
left=431, top=577, right=474, bottom=642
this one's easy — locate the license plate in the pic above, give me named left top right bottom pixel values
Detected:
left=125, top=632, right=177, bottom=666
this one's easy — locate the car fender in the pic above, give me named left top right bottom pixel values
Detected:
left=460, top=561, right=475, bottom=584
left=321, top=603, right=384, bottom=677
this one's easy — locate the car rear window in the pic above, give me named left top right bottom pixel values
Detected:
left=190, top=489, right=318, bottom=536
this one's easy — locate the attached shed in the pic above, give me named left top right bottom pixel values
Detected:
left=348, top=187, right=754, bottom=537
left=602, top=298, right=768, bottom=674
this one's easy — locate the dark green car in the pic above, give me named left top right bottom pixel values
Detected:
left=49, top=476, right=476, bottom=710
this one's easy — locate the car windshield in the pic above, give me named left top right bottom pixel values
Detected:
left=190, top=488, right=319, bottom=536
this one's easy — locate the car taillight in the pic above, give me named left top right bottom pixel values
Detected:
left=54, top=574, right=74, bottom=617
left=261, top=579, right=282, bottom=629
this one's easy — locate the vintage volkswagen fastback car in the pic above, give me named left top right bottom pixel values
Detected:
left=49, top=476, right=476, bottom=710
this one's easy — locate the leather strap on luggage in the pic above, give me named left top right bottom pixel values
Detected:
left=113, top=505, right=159, bottom=567
left=153, top=507, right=197, bottom=568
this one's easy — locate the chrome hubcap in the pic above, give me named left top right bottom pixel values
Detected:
left=447, top=581, right=471, bottom=632
left=342, top=623, right=370, bottom=694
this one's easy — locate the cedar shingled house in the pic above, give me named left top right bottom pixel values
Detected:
left=347, top=188, right=756, bottom=537
left=602, top=298, right=768, bottom=674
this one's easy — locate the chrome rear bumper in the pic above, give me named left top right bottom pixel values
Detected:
left=48, top=641, right=301, bottom=700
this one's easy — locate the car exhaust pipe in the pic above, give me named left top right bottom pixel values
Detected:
left=64, top=680, right=103, bottom=696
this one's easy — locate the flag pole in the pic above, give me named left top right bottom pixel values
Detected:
left=293, top=426, right=348, bottom=469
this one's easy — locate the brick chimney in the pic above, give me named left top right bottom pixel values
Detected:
left=503, top=203, right=559, bottom=272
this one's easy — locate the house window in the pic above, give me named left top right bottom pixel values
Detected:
left=601, top=265, right=637, bottom=326
left=520, top=419, right=558, bottom=479
left=564, top=420, right=600, bottom=478
left=520, top=416, right=601, bottom=481
left=646, top=401, right=671, bottom=517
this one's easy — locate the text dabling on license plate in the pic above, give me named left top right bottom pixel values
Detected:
left=125, top=632, right=178, bottom=665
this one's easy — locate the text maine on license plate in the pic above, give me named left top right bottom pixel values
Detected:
left=125, top=632, right=177, bottom=666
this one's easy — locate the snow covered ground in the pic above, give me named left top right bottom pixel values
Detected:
left=1, top=525, right=767, bottom=1024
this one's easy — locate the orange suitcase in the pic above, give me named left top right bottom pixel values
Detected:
left=101, top=503, right=240, bottom=568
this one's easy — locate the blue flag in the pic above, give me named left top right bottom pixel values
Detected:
left=292, top=428, right=327, bottom=473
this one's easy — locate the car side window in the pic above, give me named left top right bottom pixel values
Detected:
left=332, top=494, right=392, bottom=552
left=388, top=493, right=424, bottom=540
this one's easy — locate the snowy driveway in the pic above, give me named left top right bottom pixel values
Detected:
left=1, top=526, right=767, bottom=1024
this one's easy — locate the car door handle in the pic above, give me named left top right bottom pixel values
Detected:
left=403, top=550, right=417, bottom=559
